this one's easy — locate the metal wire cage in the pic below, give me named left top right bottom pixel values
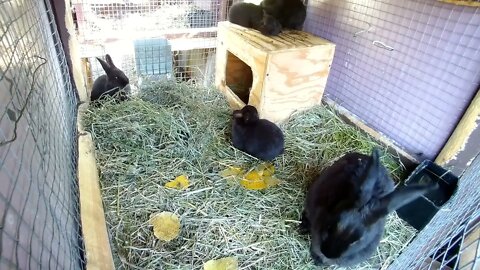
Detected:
left=71, top=0, right=220, bottom=88
left=1, top=0, right=479, bottom=269
left=0, top=0, right=84, bottom=268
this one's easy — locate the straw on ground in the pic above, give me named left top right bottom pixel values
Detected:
left=83, top=79, right=416, bottom=270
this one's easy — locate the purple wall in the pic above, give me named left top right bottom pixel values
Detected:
left=304, top=0, right=480, bottom=160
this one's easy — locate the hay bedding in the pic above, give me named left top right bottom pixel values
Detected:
left=82, top=80, right=417, bottom=270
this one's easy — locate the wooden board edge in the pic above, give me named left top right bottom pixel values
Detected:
left=435, top=89, right=480, bottom=169
left=78, top=132, right=115, bottom=270
left=64, top=0, right=88, bottom=102
left=324, top=98, right=419, bottom=164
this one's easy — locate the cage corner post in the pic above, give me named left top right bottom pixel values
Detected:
left=49, top=0, right=88, bottom=102
left=78, top=132, right=115, bottom=270
left=435, top=89, right=480, bottom=177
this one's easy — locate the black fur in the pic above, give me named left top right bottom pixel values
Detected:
left=228, top=2, right=282, bottom=36
left=91, top=54, right=130, bottom=103
left=231, top=105, right=285, bottom=161
left=261, top=0, right=306, bottom=30
left=301, top=148, right=437, bottom=267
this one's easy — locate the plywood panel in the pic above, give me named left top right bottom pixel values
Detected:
left=216, top=22, right=335, bottom=123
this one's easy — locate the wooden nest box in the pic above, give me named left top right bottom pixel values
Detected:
left=215, top=21, right=336, bottom=123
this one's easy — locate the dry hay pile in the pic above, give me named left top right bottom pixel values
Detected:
left=82, top=80, right=417, bottom=269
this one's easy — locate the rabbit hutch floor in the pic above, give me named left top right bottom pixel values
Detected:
left=82, top=80, right=416, bottom=270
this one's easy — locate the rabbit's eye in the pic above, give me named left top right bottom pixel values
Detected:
left=114, top=76, right=118, bottom=80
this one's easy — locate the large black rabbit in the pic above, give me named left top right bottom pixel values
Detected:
left=91, top=54, right=130, bottom=102
left=228, top=2, right=282, bottom=36
left=231, top=105, right=284, bottom=161
left=261, top=0, right=306, bottom=30
left=300, top=148, right=437, bottom=267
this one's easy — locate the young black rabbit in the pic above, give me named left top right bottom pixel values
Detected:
left=261, top=0, right=306, bottom=30
left=300, top=148, right=438, bottom=267
left=228, top=2, right=282, bottom=36
left=91, top=54, right=130, bottom=102
left=231, top=105, right=284, bottom=161
left=258, top=12, right=282, bottom=36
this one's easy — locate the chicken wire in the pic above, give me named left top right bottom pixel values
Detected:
left=389, top=153, right=480, bottom=270
left=0, top=0, right=84, bottom=269
left=71, top=0, right=221, bottom=87
left=304, top=0, right=480, bottom=161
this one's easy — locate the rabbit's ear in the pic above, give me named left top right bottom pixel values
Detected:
left=96, top=57, right=111, bottom=73
left=364, top=183, right=438, bottom=225
left=105, top=54, right=116, bottom=68
left=358, top=147, right=382, bottom=205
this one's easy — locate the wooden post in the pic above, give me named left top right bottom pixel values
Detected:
left=81, top=57, right=94, bottom=99
left=50, top=0, right=88, bottom=101
left=65, top=0, right=88, bottom=102
left=435, top=89, right=480, bottom=176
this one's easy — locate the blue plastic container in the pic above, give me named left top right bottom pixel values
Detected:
left=133, top=38, right=173, bottom=76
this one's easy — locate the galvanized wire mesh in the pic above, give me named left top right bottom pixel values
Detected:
left=303, top=1, right=480, bottom=267
left=389, top=154, right=480, bottom=270
left=0, top=0, right=84, bottom=269
left=304, top=0, right=480, bottom=161
left=72, top=0, right=220, bottom=87
left=6, top=0, right=475, bottom=269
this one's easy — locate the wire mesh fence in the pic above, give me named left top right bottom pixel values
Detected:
left=0, top=0, right=84, bottom=269
left=2, top=0, right=476, bottom=269
left=389, top=154, right=480, bottom=270
left=303, top=0, right=480, bottom=161
left=72, top=0, right=223, bottom=88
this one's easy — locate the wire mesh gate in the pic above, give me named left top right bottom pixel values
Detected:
left=0, top=0, right=84, bottom=268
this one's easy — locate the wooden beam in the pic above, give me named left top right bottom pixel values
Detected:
left=65, top=0, right=88, bottom=102
left=438, top=0, right=480, bottom=7
left=78, top=27, right=217, bottom=44
left=435, top=89, right=480, bottom=176
left=168, top=37, right=216, bottom=51
left=50, top=0, right=88, bottom=101
left=218, top=0, right=230, bottom=22
left=78, top=132, right=115, bottom=270
left=81, top=57, right=94, bottom=99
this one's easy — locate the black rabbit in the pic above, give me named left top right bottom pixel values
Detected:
left=91, top=54, right=130, bottom=103
left=228, top=2, right=282, bottom=36
left=300, top=148, right=438, bottom=267
left=231, top=105, right=285, bottom=161
left=261, top=0, right=306, bottom=30
left=258, top=12, right=282, bottom=36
